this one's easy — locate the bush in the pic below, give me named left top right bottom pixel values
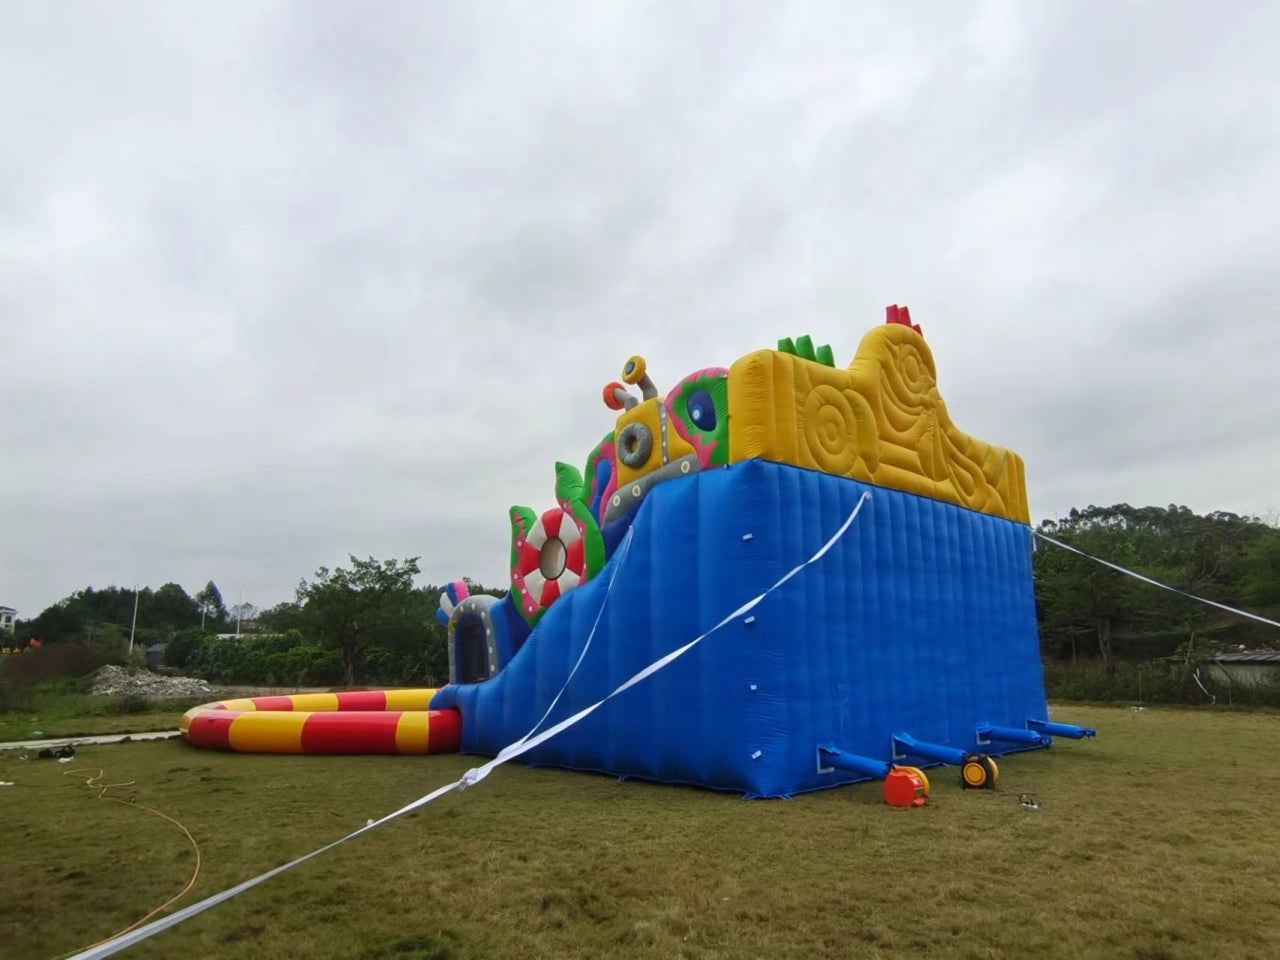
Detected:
left=172, top=629, right=441, bottom=688
left=1043, top=658, right=1280, bottom=708
left=0, top=643, right=122, bottom=712
left=165, top=628, right=209, bottom=670
left=105, top=693, right=152, bottom=715
left=0, top=643, right=118, bottom=684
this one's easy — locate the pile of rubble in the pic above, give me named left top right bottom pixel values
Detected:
left=90, top=664, right=214, bottom=698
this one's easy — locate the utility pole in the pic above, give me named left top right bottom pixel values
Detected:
left=128, top=585, right=140, bottom=657
left=236, top=586, right=242, bottom=638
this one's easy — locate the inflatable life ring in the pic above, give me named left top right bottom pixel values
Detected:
left=514, top=505, right=586, bottom=616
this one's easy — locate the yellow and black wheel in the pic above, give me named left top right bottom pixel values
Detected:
left=960, top=754, right=999, bottom=790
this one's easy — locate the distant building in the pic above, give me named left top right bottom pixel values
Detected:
left=1199, top=650, right=1280, bottom=689
left=0, top=606, right=16, bottom=636
left=215, top=619, right=262, bottom=638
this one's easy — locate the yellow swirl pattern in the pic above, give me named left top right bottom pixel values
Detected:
left=726, top=322, right=1030, bottom=523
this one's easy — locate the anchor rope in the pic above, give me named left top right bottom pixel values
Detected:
left=62, top=493, right=872, bottom=960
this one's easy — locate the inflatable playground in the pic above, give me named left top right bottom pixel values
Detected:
left=182, top=306, right=1095, bottom=799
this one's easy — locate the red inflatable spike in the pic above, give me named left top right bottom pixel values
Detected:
left=884, top=304, right=922, bottom=336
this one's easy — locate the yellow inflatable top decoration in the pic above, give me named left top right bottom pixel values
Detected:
left=726, top=306, right=1030, bottom=524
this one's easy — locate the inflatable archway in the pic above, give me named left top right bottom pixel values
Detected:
left=182, top=306, right=1093, bottom=797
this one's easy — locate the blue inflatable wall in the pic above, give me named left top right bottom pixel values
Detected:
left=432, top=458, right=1050, bottom=799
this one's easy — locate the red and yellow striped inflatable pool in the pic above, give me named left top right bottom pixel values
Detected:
left=180, top=689, right=462, bottom=755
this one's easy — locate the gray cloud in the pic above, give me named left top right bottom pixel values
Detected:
left=3, top=0, right=1279, bottom=619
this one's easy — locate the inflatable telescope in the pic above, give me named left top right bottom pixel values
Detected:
left=182, top=306, right=1094, bottom=798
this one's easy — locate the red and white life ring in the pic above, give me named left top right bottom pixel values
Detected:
left=514, top=506, right=586, bottom=616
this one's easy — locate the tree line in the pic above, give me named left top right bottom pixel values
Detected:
left=11, top=580, right=253, bottom=649
left=10, top=558, right=503, bottom=689
left=7, top=503, right=1279, bottom=696
left=1034, top=503, right=1280, bottom=665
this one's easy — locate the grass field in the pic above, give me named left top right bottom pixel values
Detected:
left=0, top=688, right=330, bottom=742
left=0, top=693, right=202, bottom=742
left=4, top=704, right=1280, bottom=960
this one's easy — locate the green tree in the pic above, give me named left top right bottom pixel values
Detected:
left=292, top=556, right=427, bottom=687
left=14, top=600, right=84, bottom=644
left=258, top=601, right=305, bottom=633
left=151, top=582, right=202, bottom=631
left=1241, top=527, right=1280, bottom=610
left=229, top=601, right=259, bottom=624
left=194, top=581, right=228, bottom=627
left=16, top=586, right=147, bottom=645
left=1036, top=509, right=1149, bottom=667
left=165, top=627, right=214, bottom=669
left=1036, top=503, right=1280, bottom=665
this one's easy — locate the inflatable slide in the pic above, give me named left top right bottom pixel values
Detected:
left=182, top=306, right=1094, bottom=797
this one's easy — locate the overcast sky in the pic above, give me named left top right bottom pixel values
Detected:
left=3, top=1, right=1278, bottom=619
